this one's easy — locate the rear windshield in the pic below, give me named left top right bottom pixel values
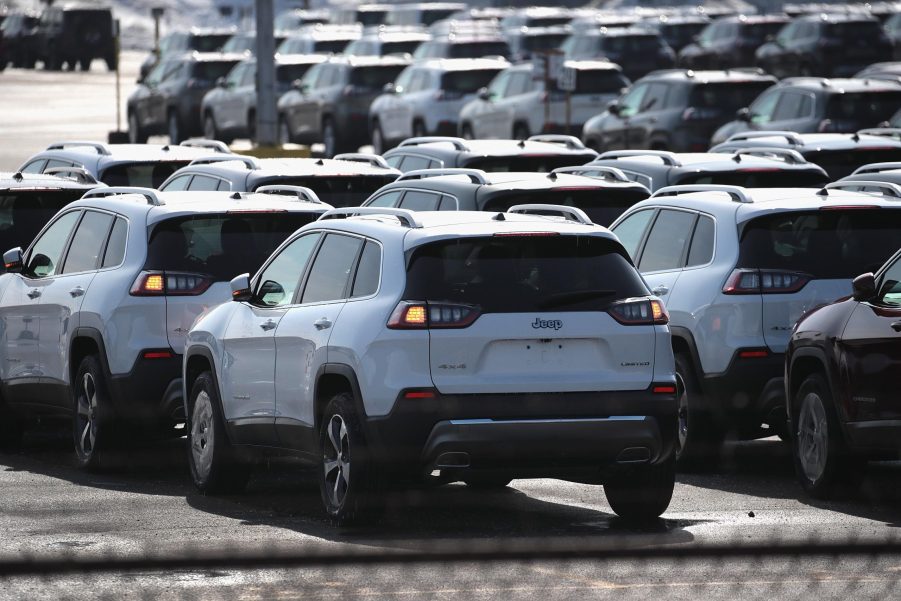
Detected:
left=482, top=188, right=649, bottom=226
left=526, top=17, right=572, bottom=27
left=188, top=34, right=231, bottom=53
left=825, top=21, right=883, bottom=39
left=676, top=169, right=828, bottom=188
left=687, top=82, right=774, bottom=113
left=441, top=69, right=505, bottom=92
left=464, top=154, right=601, bottom=173
left=357, top=10, right=388, bottom=26
left=145, top=213, right=318, bottom=281
left=738, top=209, right=901, bottom=278
left=550, top=70, right=628, bottom=94
left=277, top=63, right=317, bottom=83
left=190, top=61, right=240, bottom=82
left=522, top=33, right=569, bottom=52
left=100, top=161, right=189, bottom=187
left=660, top=22, right=707, bottom=48
left=405, top=235, right=648, bottom=313
left=313, top=39, right=354, bottom=54
left=350, top=65, right=408, bottom=89
left=825, top=92, right=901, bottom=123
left=804, top=148, right=901, bottom=179
left=0, top=190, right=85, bottom=253
left=252, top=175, right=397, bottom=208
left=740, top=22, right=784, bottom=42
left=381, top=40, right=423, bottom=55
left=447, top=42, right=510, bottom=59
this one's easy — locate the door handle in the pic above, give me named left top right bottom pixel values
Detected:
left=652, top=285, right=669, bottom=296
left=892, top=321, right=901, bottom=332
left=26, top=289, right=41, bottom=299
left=314, top=318, right=332, bottom=330
left=260, top=319, right=277, bottom=331
left=69, top=286, right=85, bottom=298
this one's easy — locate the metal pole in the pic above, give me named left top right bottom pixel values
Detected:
left=566, top=90, right=571, bottom=136
left=255, top=0, right=277, bottom=146
left=115, top=19, right=121, bottom=132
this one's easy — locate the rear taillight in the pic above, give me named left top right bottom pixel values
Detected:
left=608, top=298, right=668, bottom=325
left=387, top=301, right=481, bottom=329
left=722, top=268, right=810, bottom=295
left=130, top=271, right=213, bottom=296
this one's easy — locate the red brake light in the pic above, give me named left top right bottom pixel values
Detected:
left=130, top=271, right=213, bottom=296
left=722, top=269, right=810, bottom=295
left=143, top=350, right=174, bottom=359
left=403, top=390, right=437, bottom=399
left=493, top=232, right=560, bottom=237
left=608, top=298, right=668, bottom=325
left=387, top=301, right=481, bottom=329
left=738, top=349, right=769, bottom=359
left=653, top=385, right=676, bottom=394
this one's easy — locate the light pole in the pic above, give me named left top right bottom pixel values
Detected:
left=255, top=0, right=277, bottom=146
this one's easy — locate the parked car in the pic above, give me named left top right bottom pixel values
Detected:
left=0, top=186, right=331, bottom=462
left=369, top=58, right=509, bottom=153
left=647, top=14, right=710, bottom=53
left=382, top=135, right=598, bottom=172
left=582, top=69, right=776, bottom=153
left=500, top=7, right=575, bottom=30
left=34, top=4, right=116, bottom=71
left=837, top=161, right=901, bottom=187
left=756, top=14, right=893, bottom=79
left=342, top=29, right=431, bottom=57
left=219, top=32, right=289, bottom=55
left=139, top=28, right=236, bottom=81
left=127, top=53, right=244, bottom=144
left=277, top=56, right=411, bottom=156
left=458, top=61, right=629, bottom=140
left=385, top=2, right=467, bottom=27
left=609, top=183, right=901, bottom=464
left=18, top=140, right=232, bottom=188
left=561, top=28, right=676, bottom=82
left=587, top=148, right=829, bottom=191
left=273, top=8, right=331, bottom=30
left=202, top=55, right=327, bottom=143
left=183, top=205, right=677, bottom=523
left=855, top=61, right=901, bottom=83
left=411, top=34, right=511, bottom=60
left=678, top=15, right=789, bottom=70
left=362, top=165, right=648, bottom=225
left=710, top=130, right=901, bottom=178
left=158, top=155, right=400, bottom=207
left=505, top=25, right=571, bottom=62
left=276, top=25, right=362, bottom=56
left=332, top=3, right=392, bottom=27
left=0, top=11, right=39, bottom=69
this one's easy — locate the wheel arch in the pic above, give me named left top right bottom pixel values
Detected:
left=314, top=363, right=364, bottom=433
left=183, top=346, right=215, bottom=419
left=70, top=327, right=112, bottom=389
left=669, top=326, right=705, bottom=385
left=787, top=348, right=832, bottom=422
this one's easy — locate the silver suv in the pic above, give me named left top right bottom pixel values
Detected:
left=183, top=206, right=677, bottom=524
left=0, top=186, right=331, bottom=466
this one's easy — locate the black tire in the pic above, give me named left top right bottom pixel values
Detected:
left=247, top=111, right=257, bottom=144
left=167, top=111, right=182, bottom=144
left=78, top=57, right=91, bottom=71
left=412, top=120, right=427, bottom=137
left=203, top=113, right=219, bottom=142
left=604, top=457, right=675, bottom=523
left=322, top=117, right=340, bottom=158
left=73, top=355, right=113, bottom=471
left=44, top=52, right=61, bottom=71
left=370, top=120, right=386, bottom=154
left=187, top=372, right=251, bottom=494
left=0, top=408, right=24, bottom=452
left=278, top=115, right=294, bottom=145
left=792, top=374, right=861, bottom=499
left=318, top=392, right=380, bottom=526
left=463, top=474, right=512, bottom=490
left=513, top=123, right=530, bottom=140
left=675, top=353, right=723, bottom=469
left=105, top=54, right=117, bottom=72
left=460, top=124, right=474, bottom=139
left=128, top=112, right=147, bottom=144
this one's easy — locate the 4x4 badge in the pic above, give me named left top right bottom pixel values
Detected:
left=532, top=318, right=563, bottom=330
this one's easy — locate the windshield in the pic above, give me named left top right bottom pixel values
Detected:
left=0, top=190, right=85, bottom=254
left=805, top=148, right=901, bottom=179
left=350, top=65, right=408, bottom=89
left=313, top=39, right=354, bottom=53
left=677, top=169, right=828, bottom=188
left=381, top=40, right=424, bottom=55
left=253, top=176, right=397, bottom=208
left=441, top=69, right=505, bottom=93
left=482, top=188, right=649, bottom=226
left=447, top=42, right=510, bottom=59
left=276, top=63, right=317, bottom=84
left=464, top=155, right=600, bottom=173
left=100, top=161, right=190, bottom=187
left=190, top=60, right=240, bottom=83
left=188, top=34, right=231, bottom=52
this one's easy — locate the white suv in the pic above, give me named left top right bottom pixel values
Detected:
left=0, top=186, right=331, bottom=466
left=183, top=206, right=678, bottom=524
left=609, top=183, right=901, bottom=464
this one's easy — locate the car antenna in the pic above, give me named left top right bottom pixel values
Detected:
left=493, top=212, right=505, bottom=220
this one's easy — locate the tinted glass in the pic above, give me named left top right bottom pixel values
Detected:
left=639, top=209, right=696, bottom=272
left=63, top=211, right=114, bottom=274
left=772, top=92, right=812, bottom=120
left=447, top=42, right=510, bottom=59
left=877, top=257, right=901, bottom=306
left=804, top=149, right=901, bottom=179
left=20, top=161, right=46, bottom=174
left=27, top=210, right=80, bottom=277
left=483, top=188, right=649, bottom=227
left=255, top=233, right=321, bottom=307
left=252, top=176, right=397, bottom=208
left=603, top=35, right=662, bottom=54
left=367, top=190, right=402, bottom=207
left=405, top=236, right=648, bottom=313
left=463, top=155, right=598, bottom=172
left=277, top=63, right=316, bottom=84
left=522, top=33, right=569, bottom=52
left=350, top=65, right=408, bottom=89
left=102, top=218, right=127, bottom=268
left=739, top=210, right=901, bottom=277
left=399, top=190, right=441, bottom=211
left=146, top=213, right=319, bottom=281
left=441, top=69, right=505, bottom=92
left=187, top=175, right=221, bottom=191
left=740, top=21, right=784, bottom=43
left=686, top=215, right=715, bottom=267
left=351, top=241, right=381, bottom=298
left=0, top=190, right=85, bottom=252
left=101, top=161, right=186, bottom=188
left=677, top=169, right=828, bottom=188
left=569, top=70, right=630, bottom=94
left=313, top=39, right=354, bottom=53
left=610, top=209, right=654, bottom=260
left=188, top=34, right=231, bottom=52
left=160, top=174, right=191, bottom=191
left=398, top=155, right=431, bottom=171
left=825, top=92, right=901, bottom=124
left=825, top=21, right=882, bottom=40
left=382, top=40, right=423, bottom=55
left=688, top=82, right=772, bottom=115
left=191, top=60, right=240, bottom=82
left=302, top=234, right=363, bottom=304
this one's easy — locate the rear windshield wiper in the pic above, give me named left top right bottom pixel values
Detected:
left=537, top=289, right=617, bottom=309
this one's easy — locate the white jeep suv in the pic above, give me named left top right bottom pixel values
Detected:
left=183, top=206, right=678, bottom=524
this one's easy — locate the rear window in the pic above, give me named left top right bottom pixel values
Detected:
left=188, top=34, right=231, bottom=53
left=100, top=161, right=188, bottom=187
left=740, top=22, right=784, bottom=42
left=313, top=39, right=353, bottom=53
left=557, top=70, right=629, bottom=95
left=447, top=42, right=510, bottom=60
left=350, top=65, right=408, bottom=89
left=825, top=92, right=901, bottom=123
left=277, top=63, right=317, bottom=83
left=191, top=60, right=240, bottom=82
left=404, top=235, right=648, bottom=313
left=0, top=190, right=85, bottom=253
left=804, top=148, right=901, bottom=179
left=441, top=69, right=505, bottom=93
left=482, top=188, right=649, bottom=227
left=145, top=213, right=318, bottom=281
left=381, top=40, right=423, bottom=55
left=825, top=21, right=883, bottom=39
left=687, top=82, right=774, bottom=113
left=463, top=155, right=598, bottom=173
left=602, top=35, right=662, bottom=54
left=676, top=169, right=828, bottom=188
left=252, top=175, right=397, bottom=208
left=738, top=209, right=901, bottom=278
left=522, top=33, right=569, bottom=52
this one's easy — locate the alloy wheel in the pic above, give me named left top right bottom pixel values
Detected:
left=797, top=391, right=829, bottom=483
left=75, top=372, right=98, bottom=458
left=191, top=390, right=215, bottom=480
left=322, top=414, right=351, bottom=508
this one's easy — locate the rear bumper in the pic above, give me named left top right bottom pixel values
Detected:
left=702, top=351, right=785, bottom=436
left=108, top=353, right=184, bottom=428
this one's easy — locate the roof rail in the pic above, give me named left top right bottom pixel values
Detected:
left=179, top=139, right=231, bottom=153
left=81, top=186, right=165, bottom=206
left=42, top=166, right=99, bottom=184
left=318, top=207, right=422, bottom=228
left=46, top=141, right=111, bottom=156
left=731, top=147, right=807, bottom=164
left=254, top=185, right=323, bottom=203
left=856, top=127, right=901, bottom=140
left=819, top=181, right=901, bottom=199
left=333, top=153, right=393, bottom=169
left=507, top=204, right=594, bottom=225
left=850, top=162, right=901, bottom=176
left=526, top=134, right=587, bottom=150
left=187, top=155, right=260, bottom=170
left=597, top=149, right=682, bottom=167
left=724, top=130, right=805, bottom=146
left=398, top=136, right=469, bottom=151
left=398, top=168, right=489, bottom=184
left=652, top=184, right=753, bottom=204
left=550, top=165, right=632, bottom=183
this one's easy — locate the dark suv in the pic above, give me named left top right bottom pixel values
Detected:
left=561, top=28, right=676, bottom=82
left=581, top=69, right=776, bottom=153
left=139, top=28, right=236, bottom=81
left=0, top=11, right=39, bottom=69
left=756, top=14, right=893, bottom=78
left=35, top=4, right=116, bottom=71
left=678, top=15, right=788, bottom=70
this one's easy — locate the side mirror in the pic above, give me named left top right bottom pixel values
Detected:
left=607, top=101, right=621, bottom=116
left=736, top=107, right=751, bottom=122
left=477, top=87, right=491, bottom=101
left=230, top=273, right=252, bottom=302
left=382, top=82, right=397, bottom=94
left=216, top=76, right=227, bottom=89
left=258, top=279, right=286, bottom=305
left=852, top=272, right=876, bottom=302
left=3, top=247, right=23, bottom=273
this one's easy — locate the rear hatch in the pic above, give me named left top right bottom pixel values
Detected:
left=141, top=211, right=322, bottom=352
left=402, top=234, right=660, bottom=394
left=736, top=208, right=901, bottom=353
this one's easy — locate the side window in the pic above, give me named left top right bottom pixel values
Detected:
left=618, top=84, right=648, bottom=118
left=686, top=215, right=715, bottom=267
left=26, top=210, right=81, bottom=278
left=225, top=63, right=245, bottom=88
left=161, top=174, right=191, bottom=191
left=45, top=159, right=75, bottom=170
left=384, top=155, right=404, bottom=169
left=638, top=209, right=697, bottom=272
left=367, top=190, right=403, bottom=207
left=438, top=195, right=457, bottom=210
left=301, top=234, right=364, bottom=304
left=505, top=72, right=531, bottom=97
left=399, top=155, right=431, bottom=171
left=611, top=209, right=655, bottom=260
left=399, top=190, right=441, bottom=210
left=62, top=210, right=114, bottom=274
left=877, top=258, right=901, bottom=306
left=254, top=232, right=322, bottom=307
left=20, top=160, right=47, bottom=174
left=640, top=83, right=669, bottom=112
left=772, top=92, right=808, bottom=121
left=621, top=170, right=653, bottom=190
left=350, top=241, right=381, bottom=298
left=101, top=217, right=127, bottom=268
left=750, top=90, right=780, bottom=124
left=240, top=65, right=256, bottom=87
left=187, top=175, right=221, bottom=191
left=393, top=67, right=414, bottom=93
left=216, top=179, right=231, bottom=191
left=698, top=23, right=717, bottom=44
left=486, top=71, right=511, bottom=98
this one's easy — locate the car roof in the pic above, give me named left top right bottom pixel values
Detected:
left=715, top=14, right=789, bottom=24
left=169, top=51, right=248, bottom=63
left=711, top=131, right=901, bottom=152
left=359, top=31, right=432, bottom=41
left=386, top=137, right=598, bottom=158
left=323, top=55, right=412, bottom=67
left=21, top=142, right=234, bottom=170
left=417, top=58, right=509, bottom=71
left=643, top=68, right=775, bottom=83
left=0, top=172, right=103, bottom=192
left=775, top=77, right=901, bottom=93
left=590, top=150, right=827, bottom=172
left=169, top=156, right=401, bottom=180
left=386, top=170, right=644, bottom=193
left=796, top=12, right=880, bottom=22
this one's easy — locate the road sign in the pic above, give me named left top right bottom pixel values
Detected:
left=558, top=66, right=577, bottom=92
